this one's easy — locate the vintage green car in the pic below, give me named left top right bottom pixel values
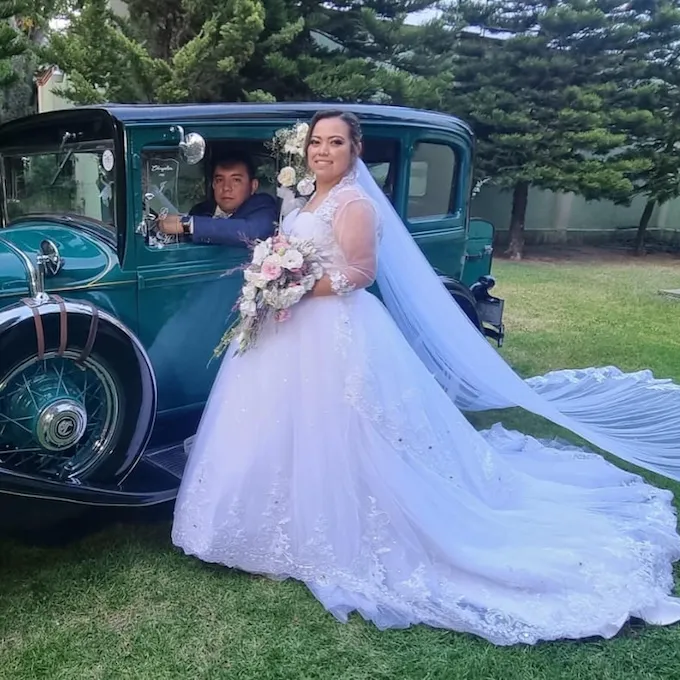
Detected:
left=0, top=103, right=504, bottom=531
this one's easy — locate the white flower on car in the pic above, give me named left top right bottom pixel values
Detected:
left=280, top=248, right=304, bottom=270
left=277, top=166, right=297, bottom=187
left=284, top=140, right=303, bottom=155
left=297, top=176, right=315, bottom=197
left=295, top=122, right=309, bottom=142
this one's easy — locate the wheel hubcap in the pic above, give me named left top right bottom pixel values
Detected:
left=36, top=399, right=88, bottom=451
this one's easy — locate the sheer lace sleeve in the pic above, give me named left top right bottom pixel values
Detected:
left=328, top=191, right=379, bottom=296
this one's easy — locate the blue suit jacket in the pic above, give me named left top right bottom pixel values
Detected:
left=188, top=193, right=277, bottom=247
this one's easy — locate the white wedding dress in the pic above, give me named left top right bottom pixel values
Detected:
left=172, top=174, right=680, bottom=646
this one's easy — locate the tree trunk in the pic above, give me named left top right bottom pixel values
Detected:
left=634, top=199, right=656, bottom=256
left=505, top=181, right=529, bottom=260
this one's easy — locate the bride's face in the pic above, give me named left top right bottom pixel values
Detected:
left=306, top=118, right=353, bottom=185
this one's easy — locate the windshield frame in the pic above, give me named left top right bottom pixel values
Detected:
left=0, top=108, right=127, bottom=256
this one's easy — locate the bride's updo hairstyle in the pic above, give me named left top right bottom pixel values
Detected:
left=304, top=110, right=363, bottom=164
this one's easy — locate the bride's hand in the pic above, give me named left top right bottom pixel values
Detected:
left=308, top=275, right=335, bottom=297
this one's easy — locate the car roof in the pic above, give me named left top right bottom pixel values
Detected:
left=0, top=102, right=473, bottom=140
left=97, top=102, right=472, bottom=133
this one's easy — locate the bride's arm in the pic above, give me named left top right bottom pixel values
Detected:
left=310, top=196, right=378, bottom=297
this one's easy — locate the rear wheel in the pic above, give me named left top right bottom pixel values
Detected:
left=0, top=308, right=156, bottom=484
left=441, top=278, right=482, bottom=331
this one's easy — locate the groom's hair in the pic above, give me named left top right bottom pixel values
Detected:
left=212, top=150, right=257, bottom=181
left=305, top=110, right=363, bottom=161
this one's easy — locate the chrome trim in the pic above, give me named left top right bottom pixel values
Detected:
left=0, top=485, right=178, bottom=507
left=36, top=398, right=88, bottom=451
left=0, top=235, right=41, bottom=298
left=37, top=238, right=64, bottom=277
left=0, top=150, right=7, bottom=229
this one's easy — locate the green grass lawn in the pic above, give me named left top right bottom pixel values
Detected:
left=2, top=253, right=680, bottom=680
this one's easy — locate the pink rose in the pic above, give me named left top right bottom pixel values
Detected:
left=261, top=257, right=282, bottom=281
left=275, top=309, right=291, bottom=323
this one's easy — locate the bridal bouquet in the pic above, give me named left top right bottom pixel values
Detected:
left=213, top=233, right=325, bottom=359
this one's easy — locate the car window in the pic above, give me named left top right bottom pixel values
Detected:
left=141, top=138, right=401, bottom=216
left=407, top=142, right=457, bottom=220
left=142, top=150, right=206, bottom=215
left=363, top=138, right=399, bottom=204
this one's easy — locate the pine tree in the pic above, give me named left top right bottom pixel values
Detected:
left=0, top=1, right=27, bottom=89
left=44, top=0, right=442, bottom=107
left=606, top=0, right=680, bottom=255
left=0, top=1, right=73, bottom=121
left=438, top=0, right=646, bottom=259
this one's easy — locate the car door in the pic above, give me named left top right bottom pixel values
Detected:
left=129, top=135, right=254, bottom=422
left=400, top=130, right=472, bottom=283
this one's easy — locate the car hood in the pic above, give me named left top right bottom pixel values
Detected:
left=0, top=218, right=119, bottom=300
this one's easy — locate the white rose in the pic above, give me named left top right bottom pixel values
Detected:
left=297, top=176, right=315, bottom=197
left=280, top=248, right=304, bottom=270
left=295, top=240, right=316, bottom=257
left=277, top=166, right=297, bottom=187
left=251, top=273, right=268, bottom=288
left=301, top=274, right=316, bottom=290
left=239, top=299, right=257, bottom=317
left=282, top=285, right=305, bottom=307
left=252, top=241, right=270, bottom=266
left=242, top=284, right=257, bottom=300
left=263, top=288, right=283, bottom=309
left=310, top=262, right=324, bottom=279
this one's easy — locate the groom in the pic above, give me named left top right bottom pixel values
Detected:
left=158, top=151, right=277, bottom=247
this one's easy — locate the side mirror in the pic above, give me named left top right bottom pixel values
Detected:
left=37, top=239, right=63, bottom=277
left=171, top=125, right=206, bottom=165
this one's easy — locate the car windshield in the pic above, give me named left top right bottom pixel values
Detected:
left=2, top=143, right=116, bottom=230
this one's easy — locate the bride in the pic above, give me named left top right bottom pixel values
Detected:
left=172, top=110, right=680, bottom=646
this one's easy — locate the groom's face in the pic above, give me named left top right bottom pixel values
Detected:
left=212, top=162, right=258, bottom=215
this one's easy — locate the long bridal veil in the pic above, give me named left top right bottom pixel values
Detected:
left=355, top=160, right=680, bottom=482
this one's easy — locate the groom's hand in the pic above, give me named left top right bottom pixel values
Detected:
left=159, top=215, right=183, bottom=234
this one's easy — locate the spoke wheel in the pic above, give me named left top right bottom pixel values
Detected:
left=0, top=350, right=124, bottom=480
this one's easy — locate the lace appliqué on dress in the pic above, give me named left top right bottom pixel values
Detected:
left=329, top=270, right=356, bottom=295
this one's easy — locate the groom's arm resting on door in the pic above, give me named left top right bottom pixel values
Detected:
left=310, top=195, right=378, bottom=297
left=191, top=193, right=277, bottom=246
left=158, top=193, right=278, bottom=247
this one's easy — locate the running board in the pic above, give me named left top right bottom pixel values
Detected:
left=143, top=443, right=188, bottom=479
